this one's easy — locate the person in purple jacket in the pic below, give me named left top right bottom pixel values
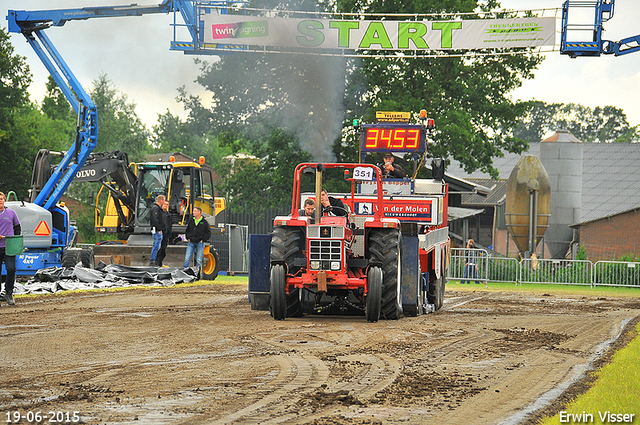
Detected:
left=0, top=192, right=21, bottom=306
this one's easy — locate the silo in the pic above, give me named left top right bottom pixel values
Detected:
left=505, top=155, right=551, bottom=255
left=540, top=130, right=583, bottom=259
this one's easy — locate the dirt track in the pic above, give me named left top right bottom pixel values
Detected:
left=1, top=283, right=639, bottom=424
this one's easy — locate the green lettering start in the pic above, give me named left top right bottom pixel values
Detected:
left=359, top=22, right=393, bottom=49
left=398, top=22, right=428, bottom=49
left=297, top=20, right=325, bottom=47
left=329, top=21, right=359, bottom=48
left=431, top=21, right=463, bottom=48
left=295, top=20, right=463, bottom=50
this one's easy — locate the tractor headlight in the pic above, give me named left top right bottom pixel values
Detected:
left=310, top=261, right=320, bottom=270
left=331, top=261, right=340, bottom=270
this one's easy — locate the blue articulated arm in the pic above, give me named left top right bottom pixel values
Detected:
left=560, top=0, right=640, bottom=57
left=6, top=1, right=183, bottom=210
left=603, top=34, right=640, bottom=56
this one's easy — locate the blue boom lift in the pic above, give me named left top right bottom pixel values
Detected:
left=4, top=1, right=244, bottom=276
left=561, top=0, right=640, bottom=57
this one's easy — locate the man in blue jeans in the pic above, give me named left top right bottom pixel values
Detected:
left=183, top=206, right=211, bottom=276
left=149, top=195, right=166, bottom=266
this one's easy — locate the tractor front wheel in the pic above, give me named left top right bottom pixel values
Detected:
left=270, top=264, right=287, bottom=320
left=80, top=248, right=95, bottom=269
left=61, top=249, right=81, bottom=268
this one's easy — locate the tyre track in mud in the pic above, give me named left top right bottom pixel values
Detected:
left=202, top=335, right=402, bottom=424
left=1, top=285, right=639, bottom=424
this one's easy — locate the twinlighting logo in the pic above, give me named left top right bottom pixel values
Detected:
left=211, top=21, right=269, bottom=39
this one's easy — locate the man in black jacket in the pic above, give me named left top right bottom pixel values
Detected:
left=182, top=206, right=211, bottom=273
left=149, top=195, right=166, bottom=266
left=320, top=188, right=348, bottom=217
left=156, top=200, right=172, bottom=267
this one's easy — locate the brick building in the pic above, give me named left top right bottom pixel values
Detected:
left=571, top=208, right=640, bottom=261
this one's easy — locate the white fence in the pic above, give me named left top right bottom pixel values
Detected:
left=447, top=249, right=640, bottom=288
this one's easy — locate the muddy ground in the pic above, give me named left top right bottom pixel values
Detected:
left=1, top=283, right=639, bottom=425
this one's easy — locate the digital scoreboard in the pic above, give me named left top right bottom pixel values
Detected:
left=360, top=124, right=426, bottom=154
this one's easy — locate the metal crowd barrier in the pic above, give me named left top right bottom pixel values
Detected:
left=593, top=261, right=640, bottom=287
left=448, top=248, right=489, bottom=287
left=447, top=252, right=640, bottom=288
left=519, top=258, right=593, bottom=286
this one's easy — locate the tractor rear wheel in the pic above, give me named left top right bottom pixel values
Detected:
left=369, top=229, right=403, bottom=320
left=365, top=266, right=382, bottom=322
left=270, top=227, right=304, bottom=269
left=270, top=264, right=287, bottom=320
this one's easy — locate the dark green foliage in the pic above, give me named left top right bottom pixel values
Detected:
left=0, top=27, right=35, bottom=198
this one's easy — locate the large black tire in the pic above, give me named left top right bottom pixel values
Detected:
left=427, top=275, right=446, bottom=311
left=368, top=229, right=403, bottom=320
left=61, top=249, right=81, bottom=268
left=202, top=248, right=220, bottom=281
left=270, top=227, right=304, bottom=270
left=270, top=264, right=287, bottom=320
left=80, top=248, right=95, bottom=269
left=270, top=227, right=304, bottom=317
left=365, top=266, right=382, bottom=322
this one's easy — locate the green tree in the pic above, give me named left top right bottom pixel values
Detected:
left=0, top=27, right=34, bottom=198
left=514, top=102, right=639, bottom=143
left=90, top=74, right=150, bottom=160
left=42, top=75, right=74, bottom=122
left=217, top=128, right=311, bottom=213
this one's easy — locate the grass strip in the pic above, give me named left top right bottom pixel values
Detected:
left=539, top=321, right=640, bottom=425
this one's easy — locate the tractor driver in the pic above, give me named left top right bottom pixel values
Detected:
left=320, top=188, right=348, bottom=217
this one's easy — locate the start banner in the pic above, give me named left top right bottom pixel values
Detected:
left=203, top=14, right=556, bottom=51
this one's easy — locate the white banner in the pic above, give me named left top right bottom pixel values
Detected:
left=203, top=14, right=556, bottom=51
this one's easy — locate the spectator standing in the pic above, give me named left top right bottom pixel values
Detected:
left=380, top=153, right=407, bottom=178
left=182, top=206, right=211, bottom=276
left=156, top=200, right=173, bottom=267
left=462, top=239, right=481, bottom=284
left=0, top=192, right=21, bottom=306
left=149, top=195, right=166, bottom=266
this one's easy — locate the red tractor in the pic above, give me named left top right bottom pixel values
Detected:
left=269, top=162, right=407, bottom=322
left=249, top=111, right=450, bottom=322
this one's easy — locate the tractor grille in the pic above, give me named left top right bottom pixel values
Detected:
left=309, top=240, right=342, bottom=270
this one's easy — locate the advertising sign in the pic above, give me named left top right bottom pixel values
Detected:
left=203, top=14, right=555, bottom=52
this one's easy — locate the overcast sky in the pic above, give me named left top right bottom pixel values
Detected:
left=2, top=0, right=640, bottom=132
